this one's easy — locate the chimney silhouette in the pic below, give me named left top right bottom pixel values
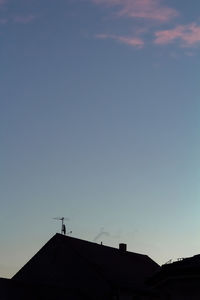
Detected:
left=119, top=243, right=127, bottom=252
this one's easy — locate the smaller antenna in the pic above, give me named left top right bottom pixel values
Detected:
left=53, top=217, right=69, bottom=235
left=164, top=259, right=172, bottom=265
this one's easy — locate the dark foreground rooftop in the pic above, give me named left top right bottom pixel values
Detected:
left=0, top=277, right=86, bottom=300
left=13, top=233, right=159, bottom=295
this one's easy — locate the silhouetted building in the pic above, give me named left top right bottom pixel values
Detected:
left=12, top=233, right=159, bottom=299
left=148, top=255, right=200, bottom=299
left=3, top=234, right=200, bottom=299
left=0, top=277, right=85, bottom=299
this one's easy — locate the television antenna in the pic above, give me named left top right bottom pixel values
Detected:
left=53, top=217, right=69, bottom=235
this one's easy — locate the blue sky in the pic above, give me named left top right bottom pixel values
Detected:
left=1, top=0, right=200, bottom=278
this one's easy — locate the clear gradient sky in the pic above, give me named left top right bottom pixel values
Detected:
left=1, top=0, right=200, bottom=278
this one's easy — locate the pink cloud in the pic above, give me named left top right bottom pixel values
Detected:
left=96, top=33, right=144, bottom=47
left=13, top=15, right=36, bottom=24
left=91, top=0, right=178, bottom=22
left=154, top=23, right=200, bottom=46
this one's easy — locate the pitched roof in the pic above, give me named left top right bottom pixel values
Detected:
left=13, top=234, right=159, bottom=292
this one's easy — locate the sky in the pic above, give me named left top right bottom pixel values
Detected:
left=1, top=0, right=200, bottom=278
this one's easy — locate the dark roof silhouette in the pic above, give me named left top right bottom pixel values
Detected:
left=0, top=277, right=85, bottom=300
left=13, top=234, right=159, bottom=296
left=149, top=254, right=200, bottom=286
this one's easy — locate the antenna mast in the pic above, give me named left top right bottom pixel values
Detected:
left=53, top=217, right=68, bottom=235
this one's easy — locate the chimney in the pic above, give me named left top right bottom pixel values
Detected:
left=119, top=243, right=127, bottom=252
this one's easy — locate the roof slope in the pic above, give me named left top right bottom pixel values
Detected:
left=13, top=234, right=159, bottom=293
